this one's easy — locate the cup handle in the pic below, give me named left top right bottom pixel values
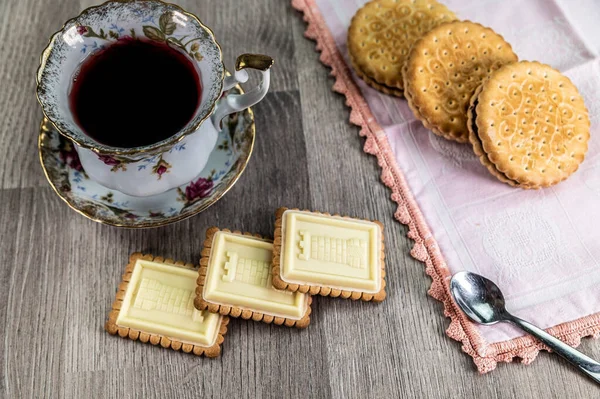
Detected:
left=212, top=54, right=274, bottom=128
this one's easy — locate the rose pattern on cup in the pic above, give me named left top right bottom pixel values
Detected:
left=152, top=157, right=171, bottom=180
left=37, top=0, right=227, bottom=195
left=38, top=92, right=255, bottom=227
left=37, top=0, right=271, bottom=202
left=98, top=154, right=126, bottom=172
left=59, top=141, right=83, bottom=172
left=179, top=176, right=214, bottom=205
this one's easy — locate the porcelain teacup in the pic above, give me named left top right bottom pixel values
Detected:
left=36, top=0, right=272, bottom=197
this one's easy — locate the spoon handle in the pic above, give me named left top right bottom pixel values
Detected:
left=508, top=315, right=600, bottom=384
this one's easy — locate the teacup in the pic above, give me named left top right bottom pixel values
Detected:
left=36, top=0, right=272, bottom=197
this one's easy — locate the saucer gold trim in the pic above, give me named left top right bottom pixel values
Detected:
left=35, top=0, right=225, bottom=157
left=38, top=85, right=255, bottom=229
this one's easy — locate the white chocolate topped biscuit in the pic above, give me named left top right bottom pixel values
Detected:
left=195, top=228, right=312, bottom=328
left=273, top=208, right=386, bottom=302
left=106, top=253, right=229, bottom=357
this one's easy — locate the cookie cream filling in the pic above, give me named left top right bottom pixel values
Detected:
left=470, top=98, right=521, bottom=186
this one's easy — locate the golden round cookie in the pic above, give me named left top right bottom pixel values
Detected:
left=467, top=82, right=531, bottom=188
left=403, top=21, right=518, bottom=143
left=348, top=0, right=456, bottom=93
left=350, top=57, right=404, bottom=97
left=468, top=61, right=590, bottom=188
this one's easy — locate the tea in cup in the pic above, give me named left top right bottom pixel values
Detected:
left=37, top=0, right=272, bottom=196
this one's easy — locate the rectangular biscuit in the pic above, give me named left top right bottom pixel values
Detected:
left=105, top=253, right=229, bottom=357
left=195, top=228, right=312, bottom=328
left=272, top=208, right=386, bottom=302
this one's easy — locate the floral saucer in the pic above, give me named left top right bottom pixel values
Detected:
left=39, top=85, right=255, bottom=228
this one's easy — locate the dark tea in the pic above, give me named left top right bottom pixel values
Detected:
left=69, top=39, right=202, bottom=148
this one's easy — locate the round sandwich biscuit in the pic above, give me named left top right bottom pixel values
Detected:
left=468, top=61, right=590, bottom=189
left=403, top=21, right=518, bottom=142
left=348, top=0, right=456, bottom=95
left=350, top=57, right=404, bottom=97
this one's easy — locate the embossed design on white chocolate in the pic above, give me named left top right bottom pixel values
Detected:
left=298, top=230, right=310, bottom=260
left=222, top=251, right=238, bottom=282
left=133, top=278, right=198, bottom=318
left=297, top=230, right=367, bottom=269
left=191, top=309, right=205, bottom=323
left=221, top=251, right=271, bottom=288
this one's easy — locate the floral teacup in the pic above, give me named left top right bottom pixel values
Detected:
left=36, top=0, right=272, bottom=197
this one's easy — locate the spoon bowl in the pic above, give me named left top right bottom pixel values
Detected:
left=450, top=270, right=600, bottom=384
left=450, top=271, right=508, bottom=325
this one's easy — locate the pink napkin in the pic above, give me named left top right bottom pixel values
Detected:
left=293, top=0, right=600, bottom=372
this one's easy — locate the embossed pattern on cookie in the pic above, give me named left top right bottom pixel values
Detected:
left=195, top=228, right=312, bottom=328
left=272, top=208, right=386, bottom=302
left=348, top=0, right=456, bottom=93
left=468, top=61, right=590, bottom=188
left=403, top=21, right=518, bottom=142
left=105, top=253, right=229, bottom=357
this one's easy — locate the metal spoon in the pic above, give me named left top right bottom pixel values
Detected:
left=450, top=271, right=600, bottom=383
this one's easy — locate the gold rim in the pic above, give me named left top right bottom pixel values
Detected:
left=35, top=0, right=225, bottom=156
left=38, top=85, right=256, bottom=229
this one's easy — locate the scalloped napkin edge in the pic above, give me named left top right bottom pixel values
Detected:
left=291, top=0, right=600, bottom=373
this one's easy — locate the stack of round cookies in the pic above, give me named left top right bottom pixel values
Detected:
left=348, top=0, right=590, bottom=188
left=347, top=0, right=457, bottom=96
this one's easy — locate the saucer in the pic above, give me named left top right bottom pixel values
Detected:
left=39, top=85, right=255, bottom=228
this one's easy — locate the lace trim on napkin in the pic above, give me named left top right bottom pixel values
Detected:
left=291, top=0, right=600, bottom=373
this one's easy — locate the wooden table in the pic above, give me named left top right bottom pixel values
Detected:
left=1, top=0, right=598, bottom=397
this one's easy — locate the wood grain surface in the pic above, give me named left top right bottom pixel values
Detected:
left=0, top=0, right=598, bottom=397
